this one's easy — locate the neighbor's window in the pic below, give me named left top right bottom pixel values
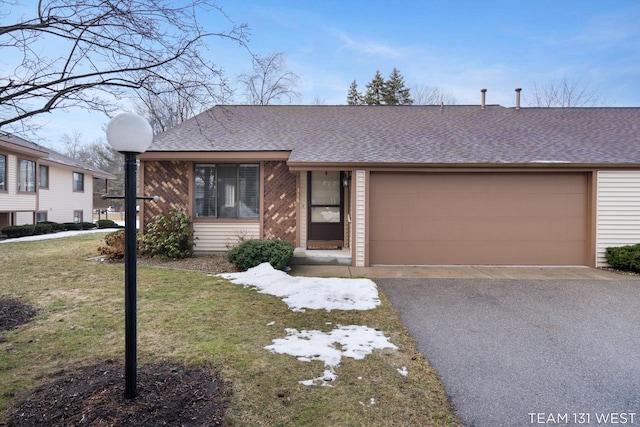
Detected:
left=18, top=159, right=36, bottom=192
left=36, top=211, right=48, bottom=222
left=0, top=154, right=6, bottom=190
left=74, top=210, right=83, bottom=223
left=39, top=165, right=49, bottom=188
left=73, top=172, right=84, bottom=192
left=194, top=164, right=259, bottom=219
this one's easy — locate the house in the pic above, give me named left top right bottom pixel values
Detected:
left=0, top=132, right=115, bottom=227
left=138, top=103, right=640, bottom=268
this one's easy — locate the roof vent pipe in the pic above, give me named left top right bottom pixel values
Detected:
left=515, top=88, right=522, bottom=110
left=481, top=89, right=487, bottom=110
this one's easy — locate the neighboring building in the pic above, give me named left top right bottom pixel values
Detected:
left=138, top=104, right=640, bottom=267
left=0, top=132, right=115, bottom=227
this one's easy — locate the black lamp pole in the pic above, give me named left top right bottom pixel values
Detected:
left=106, top=112, right=153, bottom=401
left=123, top=151, right=138, bottom=399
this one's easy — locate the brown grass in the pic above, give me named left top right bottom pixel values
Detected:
left=0, top=233, right=461, bottom=426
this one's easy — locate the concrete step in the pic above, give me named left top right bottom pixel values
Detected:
left=291, top=247, right=352, bottom=266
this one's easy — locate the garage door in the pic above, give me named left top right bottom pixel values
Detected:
left=369, top=172, right=588, bottom=265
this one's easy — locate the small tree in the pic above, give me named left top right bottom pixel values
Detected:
left=382, top=68, right=413, bottom=105
left=347, top=80, right=362, bottom=105
left=363, top=71, right=386, bottom=105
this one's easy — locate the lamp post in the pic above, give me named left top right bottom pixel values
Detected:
left=106, top=112, right=153, bottom=399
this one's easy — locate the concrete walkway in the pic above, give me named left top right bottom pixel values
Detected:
left=289, top=264, right=630, bottom=280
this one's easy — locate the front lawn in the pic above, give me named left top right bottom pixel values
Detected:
left=0, top=234, right=461, bottom=426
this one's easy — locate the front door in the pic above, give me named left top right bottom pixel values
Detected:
left=308, top=171, right=344, bottom=247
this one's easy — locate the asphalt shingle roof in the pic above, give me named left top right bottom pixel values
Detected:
left=149, top=105, right=640, bottom=165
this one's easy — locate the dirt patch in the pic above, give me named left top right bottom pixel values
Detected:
left=2, top=360, right=229, bottom=426
left=135, top=254, right=240, bottom=274
left=0, top=299, right=37, bottom=332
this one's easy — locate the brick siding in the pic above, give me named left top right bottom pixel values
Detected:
left=142, top=161, right=190, bottom=227
left=263, top=161, right=297, bottom=244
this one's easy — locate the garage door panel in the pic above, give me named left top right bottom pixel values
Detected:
left=375, top=217, right=582, bottom=243
left=371, top=239, right=585, bottom=265
left=369, top=172, right=587, bottom=265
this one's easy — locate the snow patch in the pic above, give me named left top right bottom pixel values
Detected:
left=265, top=325, right=397, bottom=386
left=218, top=263, right=381, bottom=312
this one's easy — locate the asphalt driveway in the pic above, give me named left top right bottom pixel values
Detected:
left=378, top=276, right=640, bottom=427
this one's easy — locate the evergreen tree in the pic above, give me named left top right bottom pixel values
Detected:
left=383, top=68, right=413, bottom=105
left=347, top=80, right=362, bottom=105
left=363, top=70, right=385, bottom=105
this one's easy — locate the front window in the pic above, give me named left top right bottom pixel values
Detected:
left=73, top=172, right=84, bottom=192
left=74, top=210, right=83, bottom=223
left=18, top=159, right=36, bottom=192
left=194, top=164, right=259, bottom=219
left=0, top=154, right=6, bottom=190
left=36, top=212, right=48, bottom=222
left=39, top=165, right=49, bottom=188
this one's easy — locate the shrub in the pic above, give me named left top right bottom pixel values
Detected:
left=33, top=223, right=53, bottom=235
left=605, top=244, right=640, bottom=273
left=227, top=239, right=294, bottom=271
left=1, top=225, right=35, bottom=238
left=98, top=230, right=126, bottom=261
left=140, top=209, right=196, bottom=259
left=81, top=222, right=96, bottom=230
left=96, top=219, right=120, bottom=229
left=39, top=221, right=65, bottom=232
left=63, top=222, right=83, bottom=231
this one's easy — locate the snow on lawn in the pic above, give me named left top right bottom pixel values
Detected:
left=217, top=262, right=380, bottom=312
left=217, top=263, right=405, bottom=386
left=265, top=325, right=397, bottom=386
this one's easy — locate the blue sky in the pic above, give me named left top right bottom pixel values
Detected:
left=10, top=0, right=640, bottom=150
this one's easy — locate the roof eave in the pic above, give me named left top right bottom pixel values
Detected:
left=139, top=150, right=292, bottom=162
left=286, top=161, right=640, bottom=171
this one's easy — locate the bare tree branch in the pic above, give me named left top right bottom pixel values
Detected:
left=237, top=52, right=300, bottom=105
left=0, top=0, right=249, bottom=133
left=526, top=75, right=603, bottom=107
left=412, top=84, right=457, bottom=105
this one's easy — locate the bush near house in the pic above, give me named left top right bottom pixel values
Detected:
left=38, top=221, right=65, bottom=232
left=96, top=219, right=121, bottom=229
left=33, top=223, right=53, bottom=235
left=139, top=209, right=196, bottom=260
left=605, top=244, right=640, bottom=273
left=227, top=239, right=294, bottom=271
left=98, top=230, right=126, bottom=261
left=1, top=225, right=35, bottom=238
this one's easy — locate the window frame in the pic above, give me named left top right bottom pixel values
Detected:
left=39, top=164, right=49, bottom=189
left=73, top=210, right=83, bottom=223
left=73, top=171, right=84, bottom=192
left=0, top=154, right=6, bottom=191
left=194, top=163, right=260, bottom=220
left=17, top=158, right=37, bottom=193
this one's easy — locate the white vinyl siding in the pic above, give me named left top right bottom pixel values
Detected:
left=596, top=171, right=640, bottom=267
left=39, top=166, right=93, bottom=223
left=0, top=154, right=37, bottom=212
left=193, top=222, right=260, bottom=252
left=354, top=170, right=367, bottom=267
